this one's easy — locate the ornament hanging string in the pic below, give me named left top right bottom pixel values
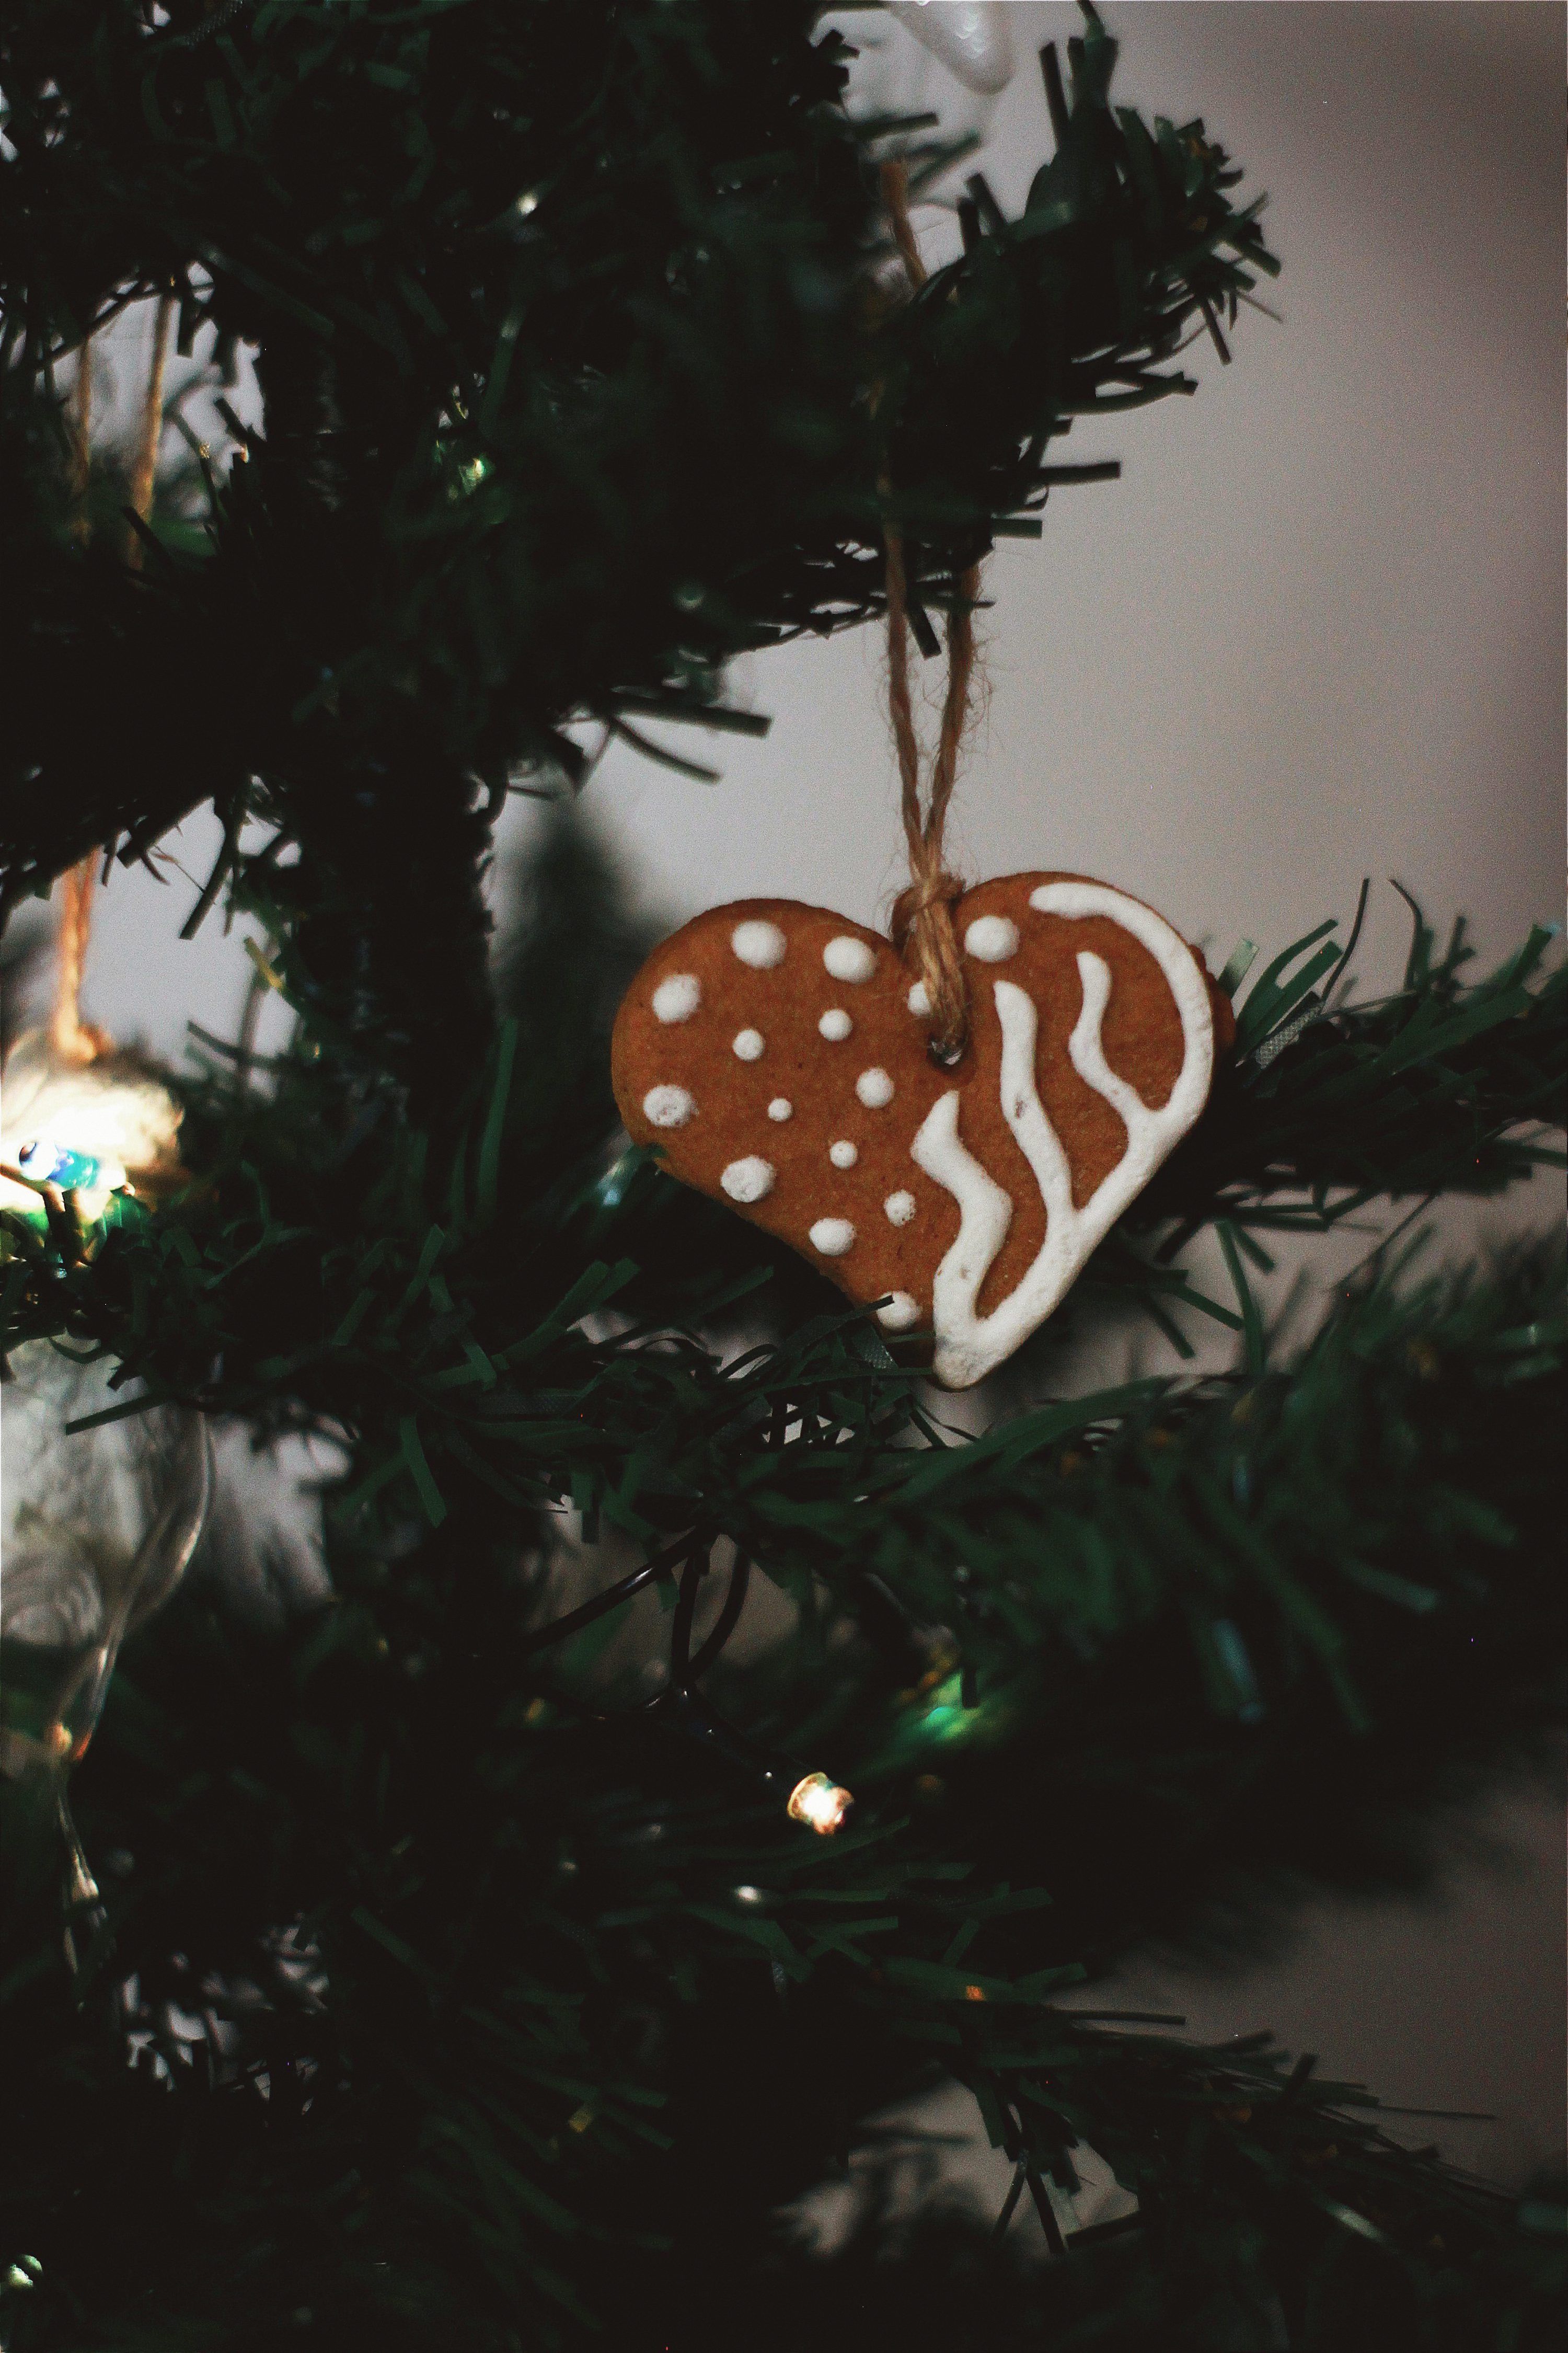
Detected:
left=125, top=293, right=173, bottom=572
left=49, top=859, right=109, bottom=1068
left=68, top=334, right=93, bottom=545
left=880, top=159, right=983, bottom=1065
left=49, top=295, right=174, bottom=1066
left=53, top=328, right=103, bottom=1062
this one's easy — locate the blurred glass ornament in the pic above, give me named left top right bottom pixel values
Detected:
left=1, top=1342, right=211, bottom=1789
left=886, top=3, right=1014, bottom=95
left=1, top=869, right=207, bottom=1964
left=826, top=4, right=1017, bottom=173
left=0, top=1028, right=184, bottom=1229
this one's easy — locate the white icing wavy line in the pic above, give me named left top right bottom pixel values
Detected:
left=911, top=880, right=1214, bottom=1388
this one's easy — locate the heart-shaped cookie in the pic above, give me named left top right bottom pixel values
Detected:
left=611, top=874, right=1232, bottom=1387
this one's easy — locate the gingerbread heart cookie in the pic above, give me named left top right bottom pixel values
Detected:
left=611, top=875, right=1232, bottom=1387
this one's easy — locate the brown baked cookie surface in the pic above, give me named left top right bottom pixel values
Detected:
left=610, top=875, right=1232, bottom=1387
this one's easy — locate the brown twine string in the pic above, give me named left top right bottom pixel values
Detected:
left=68, top=338, right=93, bottom=545
left=125, top=291, right=174, bottom=570
left=53, top=341, right=107, bottom=1063
left=878, top=160, right=982, bottom=1064
left=45, top=297, right=170, bottom=1064
left=50, top=858, right=111, bottom=1066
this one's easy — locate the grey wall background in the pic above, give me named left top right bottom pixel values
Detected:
left=26, top=3, right=1565, bottom=2208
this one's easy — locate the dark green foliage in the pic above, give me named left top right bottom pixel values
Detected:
left=614, top=2152, right=1567, bottom=2353
left=1, top=1234, right=1564, bottom=2352
left=848, top=1237, right=1566, bottom=1962
left=2, top=5, right=1564, bottom=2347
left=1143, top=903, right=1566, bottom=1250
left=0, top=1228, right=1563, bottom=2351
left=2, top=850, right=1562, bottom=2345
left=1080, top=899, right=1567, bottom=1358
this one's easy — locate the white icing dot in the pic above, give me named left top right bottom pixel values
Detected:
left=767, top=1097, right=793, bottom=1122
left=907, top=980, right=931, bottom=1017
left=731, top=919, right=787, bottom=970
left=642, top=1085, right=695, bottom=1129
left=829, top=1140, right=858, bottom=1169
left=818, top=1008, right=852, bottom=1041
left=732, top=1028, right=765, bottom=1061
left=823, top=935, right=877, bottom=984
left=651, top=972, right=701, bottom=1023
left=721, top=1156, right=775, bottom=1204
left=965, top=914, right=1020, bottom=962
left=809, top=1217, right=856, bottom=1257
left=856, top=1067, right=894, bottom=1109
left=884, top=1190, right=916, bottom=1226
left=877, top=1292, right=921, bottom=1332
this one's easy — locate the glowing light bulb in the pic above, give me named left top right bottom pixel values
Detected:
left=787, top=1771, right=853, bottom=1836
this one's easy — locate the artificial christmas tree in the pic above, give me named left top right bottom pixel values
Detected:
left=1, top=5, right=1563, bottom=2349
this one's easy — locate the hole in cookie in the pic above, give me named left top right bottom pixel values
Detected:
left=926, top=1036, right=966, bottom=1072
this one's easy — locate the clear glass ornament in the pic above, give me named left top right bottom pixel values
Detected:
left=0, top=1342, right=210, bottom=1789
left=0, top=871, right=205, bottom=1958
left=2, top=1012, right=200, bottom=1801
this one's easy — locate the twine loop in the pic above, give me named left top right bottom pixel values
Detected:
left=49, top=858, right=111, bottom=1066
left=878, top=160, right=982, bottom=1065
left=43, top=300, right=171, bottom=1070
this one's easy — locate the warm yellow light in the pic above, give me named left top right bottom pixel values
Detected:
left=786, top=1772, right=853, bottom=1836
left=0, top=1033, right=181, bottom=1222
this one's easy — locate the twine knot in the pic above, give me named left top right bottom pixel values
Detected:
left=891, top=869, right=965, bottom=932
left=891, top=869, right=968, bottom=1063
